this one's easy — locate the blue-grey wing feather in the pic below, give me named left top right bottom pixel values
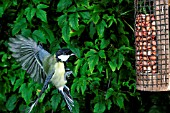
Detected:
left=8, top=35, right=50, bottom=83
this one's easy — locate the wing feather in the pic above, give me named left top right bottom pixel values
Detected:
left=8, top=35, right=50, bottom=83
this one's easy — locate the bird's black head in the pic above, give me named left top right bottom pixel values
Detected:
left=56, top=48, right=74, bottom=62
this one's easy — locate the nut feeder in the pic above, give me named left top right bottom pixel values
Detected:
left=135, top=0, right=170, bottom=91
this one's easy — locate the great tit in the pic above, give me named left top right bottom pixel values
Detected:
left=8, top=35, right=75, bottom=112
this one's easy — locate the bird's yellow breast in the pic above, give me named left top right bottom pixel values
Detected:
left=51, top=62, right=67, bottom=88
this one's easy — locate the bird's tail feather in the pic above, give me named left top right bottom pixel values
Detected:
left=59, top=85, right=74, bottom=112
left=28, top=97, right=39, bottom=113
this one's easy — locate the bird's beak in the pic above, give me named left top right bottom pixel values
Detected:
left=70, top=53, right=76, bottom=56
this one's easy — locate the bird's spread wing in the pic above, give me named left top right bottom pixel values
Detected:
left=8, top=35, right=50, bottom=83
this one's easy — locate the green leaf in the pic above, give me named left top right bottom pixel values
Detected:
left=117, top=52, right=124, bottom=70
left=85, top=49, right=97, bottom=58
left=57, top=0, right=72, bottom=12
left=89, top=22, right=96, bottom=38
left=94, top=102, right=106, bottom=113
left=40, top=24, right=55, bottom=43
left=116, top=96, right=124, bottom=109
left=50, top=94, right=61, bottom=111
left=0, top=7, right=4, bottom=17
left=24, top=6, right=36, bottom=23
left=119, top=45, right=133, bottom=52
left=5, top=94, right=17, bottom=111
left=69, top=12, right=79, bottom=30
left=98, top=50, right=106, bottom=59
left=97, top=62, right=103, bottom=73
left=21, top=28, right=31, bottom=37
left=92, top=13, right=100, bottom=24
left=1, top=53, right=7, bottom=62
left=105, top=88, right=114, bottom=99
left=85, top=41, right=94, bottom=48
left=88, top=55, right=99, bottom=73
left=107, top=99, right=112, bottom=110
left=79, top=11, right=90, bottom=19
left=100, top=39, right=110, bottom=49
left=75, top=0, right=89, bottom=6
left=74, top=59, right=84, bottom=77
left=124, top=61, right=132, bottom=69
left=70, top=25, right=85, bottom=37
left=12, top=18, right=27, bottom=35
left=121, top=35, right=129, bottom=46
left=81, top=78, right=86, bottom=95
left=67, top=5, right=76, bottom=12
left=19, top=83, right=32, bottom=104
left=9, top=76, right=16, bottom=85
left=108, top=59, right=117, bottom=72
left=80, top=62, right=88, bottom=76
left=72, top=100, right=79, bottom=113
left=57, top=14, right=67, bottom=27
left=96, top=20, right=107, bottom=38
left=32, top=30, right=46, bottom=43
left=37, top=4, right=49, bottom=9
left=36, top=9, right=47, bottom=22
left=62, top=22, right=71, bottom=43
left=13, top=78, right=24, bottom=91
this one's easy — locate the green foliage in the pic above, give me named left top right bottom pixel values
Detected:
left=0, top=0, right=154, bottom=113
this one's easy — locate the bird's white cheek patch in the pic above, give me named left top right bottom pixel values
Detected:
left=58, top=55, right=70, bottom=61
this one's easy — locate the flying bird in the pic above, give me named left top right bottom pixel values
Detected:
left=8, top=35, right=75, bottom=112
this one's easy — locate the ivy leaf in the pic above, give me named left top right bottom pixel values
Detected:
left=117, top=52, right=124, bottom=70
left=89, top=22, right=96, bottom=38
left=96, top=20, right=107, bottom=38
left=12, top=18, right=27, bottom=35
left=92, top=13, right=100, bottom=24
left=107, top=99, right=112, bottom=110
left=19, top=83, right=32, bottom=104
left=50, top=94, right=61, bottom=111
left=79, top=11, right=90, bottom=20
left=85, top=49, right=97, bottom=58
left=5, top=94, right=17, bottom=111
left=72, top=100, right=80, bottom=113
left=98, top=50, right=106, bottom=59
left=85, top=41, right=94, bottom=48
left=57, top=0, right=72, bottom=12
left=80, top=62, right=88, bottom=76
left=100, top=39, right=110, bottom=49
left=94, top=102, right=106, bottom=113
left=57, top=14, right=67, bottom=27
left=32, top=30, right=46, bottom=44
left=1, top=53, right=7, bottom=62
left=97, top=62, right=103, bottom=73
left=108, top=59, right=117, bottom=72
left=75, top=0, right=89, bottom=6
left=40, top=24, right=55, bottom=43
left=67, top=5, right=76, bottom=12
left=105, top=88, right=114, bottom=99
left=21, top=28, right=31, bottom=37
left=121, top=35, right=129, bottom=46
left=37, top=4, right=49, bottom=9
left=74, top=58, right=84, bottom=77
left=62, top=22, right=71, bottom=43
left=24, top=6, right=36, bottom=23
left=69, top=12, right=79, bottom=30
left=0, top=7, right=4, bottom=17
left=36, top=9, right=47, bottom=23
left=116, top=95, right=124, bottom=109
left=88, top=55, right=99, bottom=73
left=13, top=78, right=24, bottom=91
left=80, top=77, right=87, bottom=95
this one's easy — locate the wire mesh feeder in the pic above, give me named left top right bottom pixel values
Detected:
left=135, top=0, right=170, bottom=91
